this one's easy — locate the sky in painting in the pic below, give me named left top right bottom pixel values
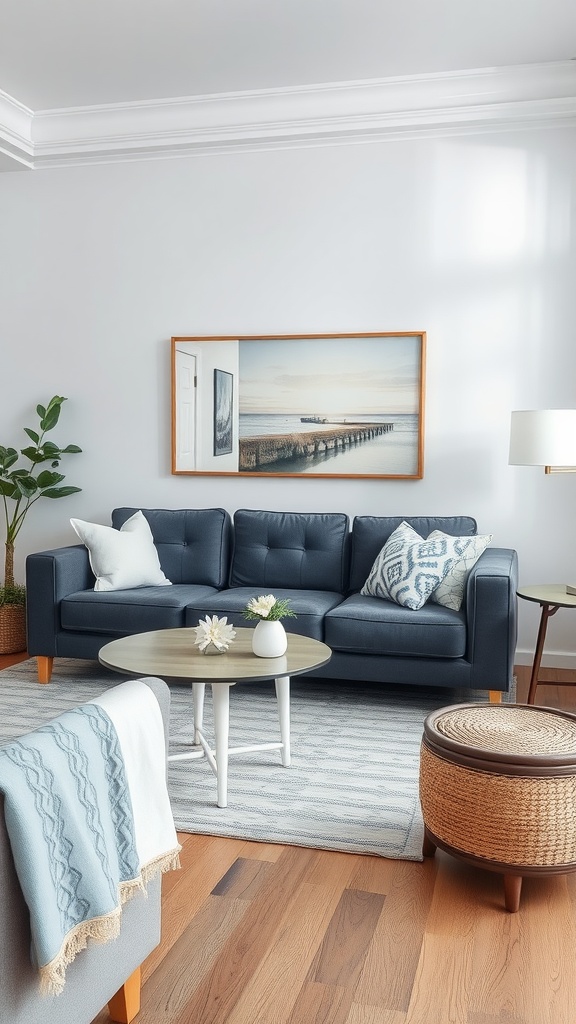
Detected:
left=239, top=336, right=422, bottom=415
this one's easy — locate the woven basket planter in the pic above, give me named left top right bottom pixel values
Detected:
left=419, top=703, right=576, bottom=911
left=0, top=603, right=27, bottom=655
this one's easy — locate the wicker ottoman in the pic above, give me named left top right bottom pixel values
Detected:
left=419, top=703, right=576, bottom=912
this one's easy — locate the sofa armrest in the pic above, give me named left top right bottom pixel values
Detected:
left=26, top=545, right=94, bottom=657
left=465, top=547, right=518, bottom=691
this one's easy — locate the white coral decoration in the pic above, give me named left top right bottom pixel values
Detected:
left=193, top=615, right=236, bottom=652
left=246, top=594, right=277, bottom=619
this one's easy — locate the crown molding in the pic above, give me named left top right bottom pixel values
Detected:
left=1, top=61, right=575, bottom=170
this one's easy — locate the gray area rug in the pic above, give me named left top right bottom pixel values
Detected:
left=0, top=658, right=513, bottom=861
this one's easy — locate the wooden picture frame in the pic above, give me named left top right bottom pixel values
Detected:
left=171, top=332, right=426, bottom=479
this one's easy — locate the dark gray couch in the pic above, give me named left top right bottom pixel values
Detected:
left=26, top=507, right=518, bottom=694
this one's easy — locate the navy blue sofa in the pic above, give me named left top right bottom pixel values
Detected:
left=26, top=507, right=518, bottom=693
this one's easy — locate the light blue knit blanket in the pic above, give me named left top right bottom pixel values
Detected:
left=0, top=700, right=151, bottom=994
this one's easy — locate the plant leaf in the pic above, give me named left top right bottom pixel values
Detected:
left=40, top=397, right=65, bottom=432
left=36, top=405, right=46, bottom=418
left=24, top=428, right=40, bottom=443
left=61, top=444, right=82, bottom=454
left=36, top=470, right=65, bottom=488
left=14, top=476, right=39, bottom=498
left=41, top=486, right=82, bottom=498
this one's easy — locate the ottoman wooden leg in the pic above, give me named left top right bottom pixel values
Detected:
left=503, top=873, right=523, bottom=913
left=422, top=829, right=437, bottom=858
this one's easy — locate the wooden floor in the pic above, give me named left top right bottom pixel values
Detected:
left=3, top=655, right=576, bottom=1023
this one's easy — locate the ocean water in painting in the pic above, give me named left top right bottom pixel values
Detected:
left=239, top=413, right=419, bottom=474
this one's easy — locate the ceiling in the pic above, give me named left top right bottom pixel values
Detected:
left=1, top=0, right=576, bottom=111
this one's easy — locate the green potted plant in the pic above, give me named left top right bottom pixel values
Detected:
left=0, top=396, right=82, bottom=654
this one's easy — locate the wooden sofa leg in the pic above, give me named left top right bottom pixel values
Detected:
left=37, top=656, right=54, bottom=684
left=488, top=690, right=502, bottom=704
left=108, top=966, right=141, bottom=1023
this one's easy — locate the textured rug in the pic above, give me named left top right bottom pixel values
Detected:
left=0, top=658, right=513, bottom=861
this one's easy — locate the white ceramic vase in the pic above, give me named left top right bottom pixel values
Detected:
left=251, top=619, right=288, bottom=658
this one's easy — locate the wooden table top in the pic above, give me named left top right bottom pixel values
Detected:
left=99, top=627, right=332, bottom=683
left=517, top=585, right=576, bottom=610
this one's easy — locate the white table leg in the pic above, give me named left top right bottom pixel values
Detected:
left=275, top=675, right=291, bottom=767
left=212, top=683, right=231, bottom=808
left=192, top=682, right=205, bottom=745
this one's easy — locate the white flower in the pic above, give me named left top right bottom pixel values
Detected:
left=193, top=615, right=236, bottom=652
left=246, top=594, right=277, bottom=619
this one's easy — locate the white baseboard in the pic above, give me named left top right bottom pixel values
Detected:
left=515, top=649, right=576, bottom=671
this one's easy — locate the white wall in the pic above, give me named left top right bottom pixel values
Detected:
left=1, top=126, right=575, bottom=665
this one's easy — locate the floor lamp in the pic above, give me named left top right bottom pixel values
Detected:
left=509, top=409, right=576, bottom=595
left=509, top=409, right=576, bottom=703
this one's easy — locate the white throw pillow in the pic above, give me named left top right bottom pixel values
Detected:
left=70, top=510, right=172, bottom=592
left=428, top=530, right=492, bottom=611
left=361, top=521, right=459, bottom=610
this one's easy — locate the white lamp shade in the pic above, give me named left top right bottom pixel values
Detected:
left=509, top=410, right=576, bottom=466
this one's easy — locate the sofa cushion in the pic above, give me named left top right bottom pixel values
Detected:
left=429, top=530, right=492, bottom=611
left=112, top=507, right=231, bottom=588
left=325, top=593, right=467, bottom=658
left=185, top=587, right=344, bottom=641
left=61, top=585, right=220, bottom=635
left=360, top=521, right=460, bottom=610
left=349, top=515, right=478, bottom=593
left=229, top=510, right=349, bottom=592
left=70, top=511, right=172, bottom=592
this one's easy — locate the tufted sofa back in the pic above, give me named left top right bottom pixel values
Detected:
left=349, top=515, right=478, bottom=593
left=112, top=507, right=231, bottom=587
left=229, top=509, right=350, bottom=593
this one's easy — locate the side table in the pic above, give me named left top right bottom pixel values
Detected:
left=517, top=585, right=576, bottom=704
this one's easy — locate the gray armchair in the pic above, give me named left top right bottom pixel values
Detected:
left=0, top=677, right=171, bottom=1024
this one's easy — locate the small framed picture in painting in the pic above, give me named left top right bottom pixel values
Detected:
left=213, top=368, right=233, bottom=456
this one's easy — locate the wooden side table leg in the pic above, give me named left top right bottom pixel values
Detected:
left=527, top=604, right=559, bottom=705
left=503, top=873, right=523, bottom=913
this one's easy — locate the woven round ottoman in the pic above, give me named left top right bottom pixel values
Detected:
left=419, top=703, right=576, bottom=912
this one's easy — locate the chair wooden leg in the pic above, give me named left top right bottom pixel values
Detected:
left=503, top=874, right=523, bottom=913
left=107, top=966, right=141, bottom=1024
left=488, top=690, right=502, bottom=703
left=37, top=656, right=54, bottom=684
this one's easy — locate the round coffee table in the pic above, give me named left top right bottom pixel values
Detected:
left=99, top=627, right=331, bottom=807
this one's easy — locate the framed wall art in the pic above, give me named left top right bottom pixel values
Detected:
left=171, top=332, right=426, bottom=479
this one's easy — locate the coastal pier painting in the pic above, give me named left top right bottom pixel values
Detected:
left=171, top=333, right=426, bottom=479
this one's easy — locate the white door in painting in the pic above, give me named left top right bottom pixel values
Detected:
left=175, top=350, right=196, bottom=470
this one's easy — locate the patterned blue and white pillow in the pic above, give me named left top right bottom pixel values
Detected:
left=428, top=530, right=492, bottom=611
left=361, top=521, right=459, bottom=610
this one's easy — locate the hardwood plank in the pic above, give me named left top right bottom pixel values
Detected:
left=288, top=981, right=352, bottom=1024
left=403, top=854, right=478, bottom=1024
left=137, top=893, right=250, bottom=1023
left=142, top=833, right=247, bottom=981
left=235, top=838, right=285, bottom=862
left=345, top=1005, right=406, bottom=1024
left=352, top=858, right=437, bottom=1013
left=210, top=856, right=274, bottom=898
left=310, top=889, right=386, bottom=988
left=225, top=880, right=352, bottom=1024
left=166, top=845, right=319, bottom=1024
left=348, top=854, right=396, bottom=896
left=304, top=848, right=360, bottom=890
